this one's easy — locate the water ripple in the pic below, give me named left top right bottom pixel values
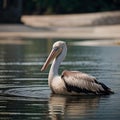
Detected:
left=4, top=87, right=50, bottom=99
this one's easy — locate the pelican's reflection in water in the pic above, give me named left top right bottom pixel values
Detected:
left=48, top=94, right=101, bottom=120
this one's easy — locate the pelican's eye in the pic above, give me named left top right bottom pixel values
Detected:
left=54, top=47, right=59, bottom=51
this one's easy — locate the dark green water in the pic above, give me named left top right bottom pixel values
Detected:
left=0, top=39, right=120, bottom=120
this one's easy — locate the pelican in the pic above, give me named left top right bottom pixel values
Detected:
left=41, top=41, right=114, bottom=95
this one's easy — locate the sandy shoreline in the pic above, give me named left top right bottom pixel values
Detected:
left=0, top=11, right=120, bottom=40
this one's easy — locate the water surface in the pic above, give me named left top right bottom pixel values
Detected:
left=0, top=39, right=120, bottom=120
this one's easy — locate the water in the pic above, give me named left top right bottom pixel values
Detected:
left=0, top=39, right=120, bottom=120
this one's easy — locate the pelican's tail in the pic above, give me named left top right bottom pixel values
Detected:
left=106, top=88, right=114, bottom=94
left=99, top=82, right=114, bottom=95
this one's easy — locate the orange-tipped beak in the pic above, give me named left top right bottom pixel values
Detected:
left=41, top=47, right=62, bottom=71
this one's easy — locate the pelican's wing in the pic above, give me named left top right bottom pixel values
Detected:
left=61, top=70, right=112, bottom=95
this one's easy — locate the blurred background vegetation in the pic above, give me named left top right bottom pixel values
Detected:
left=23, top=0, right=120, bottom=14
left=0, top=0, right=120, bottom=23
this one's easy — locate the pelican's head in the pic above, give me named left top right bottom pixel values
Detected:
left=41, top=41, right=67, bottom=71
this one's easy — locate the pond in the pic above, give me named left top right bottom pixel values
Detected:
left=0, top=39, right=120, bottom=120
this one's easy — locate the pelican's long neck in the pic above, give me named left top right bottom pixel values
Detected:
left=49, top=58, right=61, bottom=78
left=48, top=46, right=67, bottom=85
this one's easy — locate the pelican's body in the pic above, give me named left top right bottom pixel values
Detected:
left=41, top=41, right=114, bottom=95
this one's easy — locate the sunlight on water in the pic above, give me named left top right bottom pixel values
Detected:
left=0, top=39, right=120, bottom=120
left=71, top=39, right=120, bottom=46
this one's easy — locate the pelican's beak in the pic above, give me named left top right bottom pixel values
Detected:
left=41, top=47, right=62, bottom=71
